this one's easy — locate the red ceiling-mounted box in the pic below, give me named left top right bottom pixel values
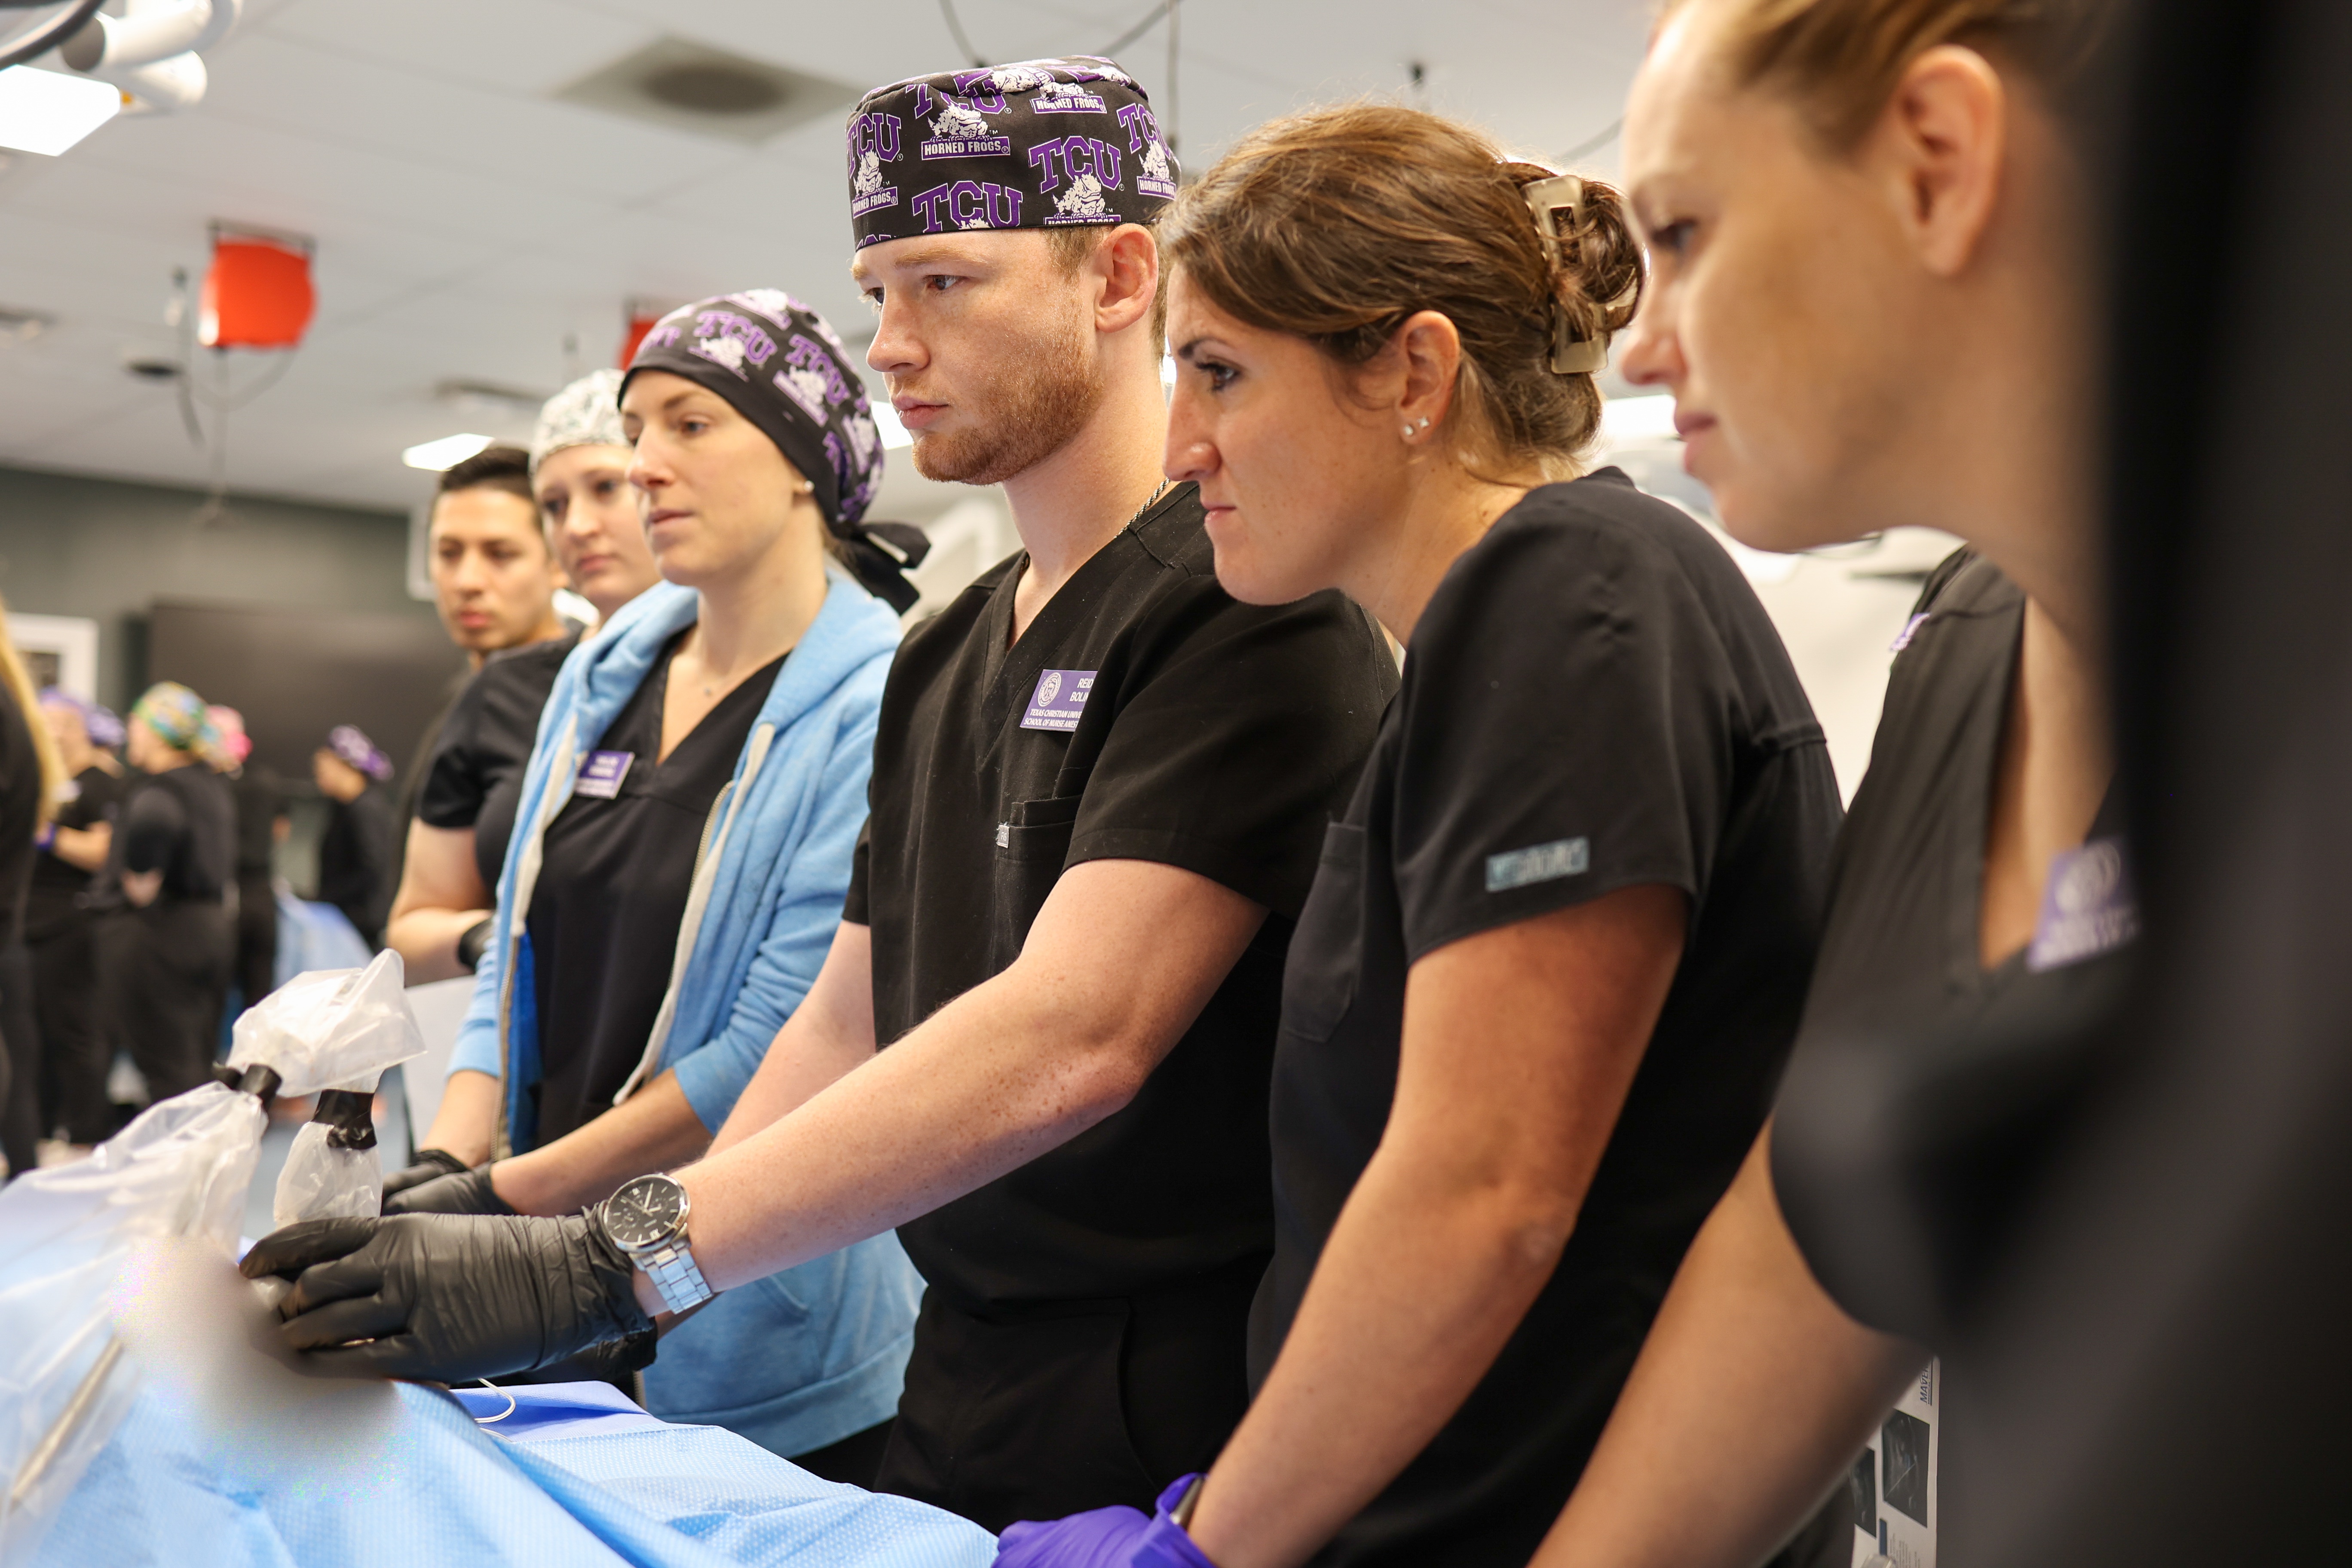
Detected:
left=198, top=226, right=315, bottom=350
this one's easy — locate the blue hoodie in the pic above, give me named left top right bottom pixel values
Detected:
left=450, top=572, right=920, bottom=1458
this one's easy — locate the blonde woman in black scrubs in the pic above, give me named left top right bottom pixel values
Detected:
left=1532, top=0, right=2127, bottom=1564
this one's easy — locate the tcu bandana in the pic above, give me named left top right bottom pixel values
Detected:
left=625, top=291, right=930, bottom=612
left=846, top=55, right=1180, bottom=249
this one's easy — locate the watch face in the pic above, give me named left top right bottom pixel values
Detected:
left=603, top=1176, right=685, bottom=1249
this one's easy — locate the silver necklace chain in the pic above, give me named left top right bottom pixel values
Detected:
left=1122, top=477, right=1173, bottom=532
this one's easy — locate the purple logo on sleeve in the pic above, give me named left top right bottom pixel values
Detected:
left=2026, top=836, right=2140, bottom=971
left=1020, top=669, right=1096, bottom=732
left=576, top=750, right=634, bottom=799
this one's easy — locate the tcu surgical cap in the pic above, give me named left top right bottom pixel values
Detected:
left=531, top=368, right=629, bottom=476
left=623, top=290, right=930, bottom=612
left=845, top=56, right=1179, bottom=248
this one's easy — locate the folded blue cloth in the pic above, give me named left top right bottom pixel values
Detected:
left=37, top=1379, right=994, bottom=1568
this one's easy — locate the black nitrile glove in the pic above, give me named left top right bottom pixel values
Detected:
left=380, top=1148, right=469, bottom=1202
left=239, top=1213, right=655, bottom=1384
left=381, top=1164, right=514, bottom=1217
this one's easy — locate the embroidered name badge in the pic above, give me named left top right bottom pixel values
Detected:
left=1020, top=668, right=1096, bottom=732
left=1485, top=836, right=1590, bottom=893
left=575, top=750, right=634, bottom=799
left=2026, top=835, right=2140, bottom=972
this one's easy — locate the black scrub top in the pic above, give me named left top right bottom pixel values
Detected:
left=0, top=684, right=42, bottom=949
left=114, top=765, right=236, bottom=904
left=25, top=765, right=122, bottom=940
left=1770, top=551, right=2139, bottom=1344
left=524, top=629, right=783, bottom=1146
left=1255, top=472, right=1844, bottom=1568
left=316, top=789, right=395, bottom=941
left=420, top=632, right=578, bottom=889
left=845, top=484, right=1397, bottom=1314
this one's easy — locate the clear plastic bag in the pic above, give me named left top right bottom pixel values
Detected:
left=0, top=949, right=422, bottom=1560
left=270, top=1117, right=384, bottom=1231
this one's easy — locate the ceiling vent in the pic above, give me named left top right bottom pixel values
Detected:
left=554, top=37, right=858, bottom=146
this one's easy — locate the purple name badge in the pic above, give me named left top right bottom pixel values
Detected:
left=1020, top=669, right=1096, bottom=732
left=2026, top=835, right=2140, bottom=972
left=575, top=749, right=634, bottom=799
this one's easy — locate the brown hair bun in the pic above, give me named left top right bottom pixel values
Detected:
left=1164, top=102, right=1645, bottom=478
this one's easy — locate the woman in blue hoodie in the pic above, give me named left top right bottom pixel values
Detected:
left=383, top=291, right=927, bottom=1481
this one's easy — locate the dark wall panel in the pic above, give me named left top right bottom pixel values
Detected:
left=147, top=598, right=464, bottom=784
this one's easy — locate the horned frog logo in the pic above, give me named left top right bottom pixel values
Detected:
left=989, top=64, right=1054, bottom=94
left=854, top=150, right=885, bottom=196
left=1054, top=173, right=1110, bottom=220
left=732, top=288, right=799, bottom=321
left=845, top=411, right=880, bottom=465
left=1141, top=141, right=1172, bottom=183
left=784, top=363, right=832, bottom=410
left=1032, top=78, right=1092, bottom=110
left=932, top=100, right=991, bottom=140
left=695, top=333, right=747, bottom=374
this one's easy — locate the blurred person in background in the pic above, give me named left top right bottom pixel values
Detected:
left=387, top=371, right=661, bottom=982
left=208, top=704, right=285, bottom=1014
left=313, top=725, right=396, bottom=946
left=100, top=683, right=237, bottom=1108
left=0, top=601, right=63, bottom=1177
left=24, top=691, right=126, bottom=1157
left=398, top=444, right=576, bottom=832
left=1527, top=0, right=2124, bottom=1563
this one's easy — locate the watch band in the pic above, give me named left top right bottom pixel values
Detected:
left=637, top=1234, right=714, bottom=1315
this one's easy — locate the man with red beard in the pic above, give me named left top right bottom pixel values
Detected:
left=247, top=55, right=1394, bottom=1533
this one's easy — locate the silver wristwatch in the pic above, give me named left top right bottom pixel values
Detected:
left=597, top=1173, right=714, bottom=1315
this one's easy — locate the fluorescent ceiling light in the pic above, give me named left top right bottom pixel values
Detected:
left=871, top=402, right=914, bottom=450
left=0, top=67, right=122, bottom=158
left=1600, top=394, right=1680, bottom=445
left=402, top=432, right=494, bottom=471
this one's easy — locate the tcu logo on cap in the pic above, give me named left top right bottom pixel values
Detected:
left=1029, top=135, right=1123, bottom=193
left=847, top=111, right=902, bottom=163
left=911, top=179, right=1026, bottom=232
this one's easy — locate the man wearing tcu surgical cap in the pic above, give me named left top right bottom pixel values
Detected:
left=248, top=54, right=1395, bottom=1534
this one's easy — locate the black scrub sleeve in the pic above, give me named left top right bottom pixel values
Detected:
left=1064, top=585, right=1393, bottom=921
left=416, top=676, right=501, bottom=831
left=1388, top=502, right=1729, bottom=962
left=842, top=821, right=872, bottom=926
left=120, top=785, right=191, bottom=878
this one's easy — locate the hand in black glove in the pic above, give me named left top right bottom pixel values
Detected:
left=239, top=1213, right=655, bottom=1384
left=380, top=1148, right=469, bottom=1202
left=380, top=1163, right=514, bottom=1216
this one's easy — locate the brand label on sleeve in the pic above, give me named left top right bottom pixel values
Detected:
left=575, top=750, right=634, bottom=799
left=1485, top=836, right=1590, bottom=893
left=2026, top=836, right=2139, bottom=971
left=1020, top=668, right=1096, bottom=732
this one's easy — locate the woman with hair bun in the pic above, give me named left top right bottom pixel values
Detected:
left=997, top=103, right=1843, bottom=1568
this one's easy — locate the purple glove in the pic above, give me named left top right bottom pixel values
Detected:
left=995, top=1476, right=1218, bottom=1568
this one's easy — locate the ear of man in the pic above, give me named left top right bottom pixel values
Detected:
left=1046, top=222, right=1168, bottom=351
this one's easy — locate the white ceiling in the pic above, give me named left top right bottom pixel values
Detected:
left=0, top=0, right=1651, bottom=516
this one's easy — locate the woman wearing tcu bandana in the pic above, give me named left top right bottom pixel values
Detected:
left=997, top=103, right=1846, bottom=1568
left=361, top=290, right=925, bottom=1480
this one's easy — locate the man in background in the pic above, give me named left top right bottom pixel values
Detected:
left=400, top=444, right=572, bottom=828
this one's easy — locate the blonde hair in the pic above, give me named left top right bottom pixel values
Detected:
left=0, top=595, right=65, bottom=831
left=1665, top=0, right=2118, bottom=148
